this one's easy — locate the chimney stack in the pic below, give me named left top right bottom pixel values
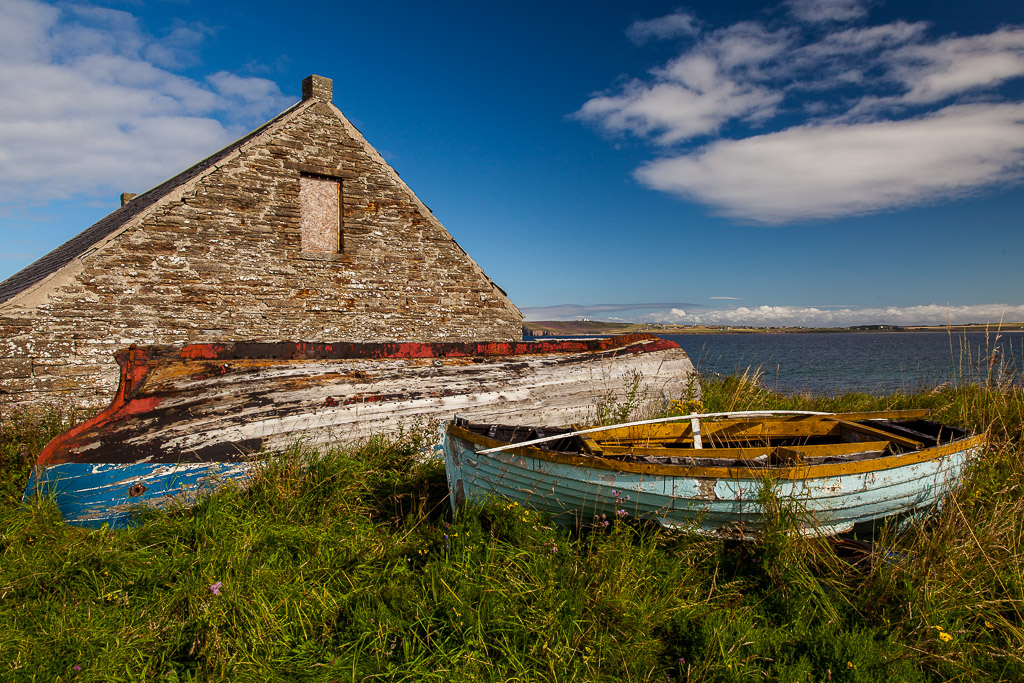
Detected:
left=121, top=193, right=138, bottom=206
left=302, top=75, right=333, bottom=103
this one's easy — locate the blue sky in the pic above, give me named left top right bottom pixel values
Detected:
left=1, top=0, right=1023, bottom=326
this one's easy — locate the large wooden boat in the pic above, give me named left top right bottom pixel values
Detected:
left=443, top=410, right=985, bottom=537
left=25, top=334, right=695, bottom=527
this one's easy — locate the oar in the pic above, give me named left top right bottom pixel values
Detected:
left=472, top=410, right=833, bottom=455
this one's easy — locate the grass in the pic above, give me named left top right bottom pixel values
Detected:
left=1, top=372, right=1023, bottom=681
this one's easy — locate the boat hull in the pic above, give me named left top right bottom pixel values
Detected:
left=443, top=419, right=984, bottom=537
left=26, top=460, right=260, bottom=528
left=26, top=334, right=696, bottom=527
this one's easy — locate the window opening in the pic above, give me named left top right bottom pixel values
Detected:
left=300, top=175, right=342, bottom=253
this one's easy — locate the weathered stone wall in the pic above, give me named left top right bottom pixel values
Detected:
left=0, top=97, right=521, bottom=413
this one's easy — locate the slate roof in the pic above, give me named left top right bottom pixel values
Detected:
left=0, top=101, right=304, bottom=306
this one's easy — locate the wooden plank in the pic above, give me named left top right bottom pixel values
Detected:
left=596, top=417, right=843, bottom=445
left=828, top=419, right=923, bottom=450
left=597, top=440, right=890, bottom=460
left=571, top=423, right=604, bottom=456
left=594, top=410, right=930, bottom=444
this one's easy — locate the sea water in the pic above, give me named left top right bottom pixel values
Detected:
left=659, top=330, right=1024, bottom=396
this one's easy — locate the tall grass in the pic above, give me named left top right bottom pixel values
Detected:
left=1, top=372, right=1022, bottom=681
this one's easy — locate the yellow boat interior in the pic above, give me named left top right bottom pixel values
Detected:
left=451, top=410, right=973, bottom=469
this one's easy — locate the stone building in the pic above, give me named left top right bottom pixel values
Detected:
left=0, top=75, right=522, bottom=413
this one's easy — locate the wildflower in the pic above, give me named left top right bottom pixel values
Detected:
left=847, top=661, right=857, bottom=669
left=985, top=620, right=994, bottom=629
left=208, top=581, right=222, bottom=596
left=603, top=520, right=610, bottom=528
left=616, top=508, right=628, bottom=518
left=677, top=657, right=685, bottom=665
left=73, top=665, right=82, bottom=672
left=939, top=631, right=953, bottom=642
left=612, top=490, right=619, bottom=498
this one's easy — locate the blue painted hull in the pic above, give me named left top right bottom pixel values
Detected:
left=443, top=417, right=985, bottom=537
left=25, top=460, right=259, bottom=528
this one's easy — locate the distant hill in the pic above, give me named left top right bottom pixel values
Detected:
left=521, top=321, right=766, bottom=335
left=522, top=321, right=1024, bottom=336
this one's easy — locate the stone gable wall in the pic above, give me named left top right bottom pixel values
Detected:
left=0, top=100, right=521, bottom=413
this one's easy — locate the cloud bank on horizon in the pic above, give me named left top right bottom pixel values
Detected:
left=520, top=302, right=1024, bottom=327
left=0, top=0, right=291, bottom=203
left=576, top=0, right=1024, bottom=222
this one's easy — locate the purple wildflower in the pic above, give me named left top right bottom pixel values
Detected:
left=612, top=490, right=619, bottom=498
left=73, top=665, right=82, bottom=672
left=209, top=581, right=222, bottom=596
left=616, top=508, right=628, bottom=518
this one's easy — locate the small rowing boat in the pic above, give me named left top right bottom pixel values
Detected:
left=443, top=410, right=985, bottom=537
left=25, top=334, right=695, bottom=527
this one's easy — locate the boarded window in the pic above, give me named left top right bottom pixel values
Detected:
left=300, top=175, right=341, bottom=253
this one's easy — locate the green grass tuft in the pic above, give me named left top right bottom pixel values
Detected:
left=2, top=376, right=1022, bottom=681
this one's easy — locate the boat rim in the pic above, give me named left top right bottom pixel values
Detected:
left=446, top=411, right=985, bottom=480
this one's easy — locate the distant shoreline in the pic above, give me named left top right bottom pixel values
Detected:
left=522, top=320, right=1024, bottom=336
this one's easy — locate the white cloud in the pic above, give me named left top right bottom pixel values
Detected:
left=891, top=29, right=1024, bottom=104
left=649, top=303, right=1024, bottom=327
left=577, top=23, right=788, bottom=144
left=520, top=302, right=701, bottom=319
left=627, top=12, right=699, bottom=44
left=579, top=5, right=1024, bottom=221
left=577, top=77, right=782, bottom=145
left=636, top=103, right=1024, bottom=222
left=0, top=0, right=291, bottom=203
left=787, top=0, right=869, bottom=24
left=144, top=24, right=214, bottom=70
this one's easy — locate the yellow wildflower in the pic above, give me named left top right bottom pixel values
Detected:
left=939, top=631, right=953, bottom=642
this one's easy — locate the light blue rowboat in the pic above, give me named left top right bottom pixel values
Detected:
left=442, top=410, right=986, bottom=537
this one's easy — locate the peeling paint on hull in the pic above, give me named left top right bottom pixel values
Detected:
left=26, top=461, right=260, bottom=527
left=443, top=414, right=985, bottom=538
left=25, top=334, right=697, bottom=527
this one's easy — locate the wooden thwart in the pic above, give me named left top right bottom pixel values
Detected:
left=597, top=439, right=891, bottom=460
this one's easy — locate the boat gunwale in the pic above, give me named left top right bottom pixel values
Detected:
left=145, top=333, right=679, bottom=363
left=446, top=420, right=986, bottom=480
